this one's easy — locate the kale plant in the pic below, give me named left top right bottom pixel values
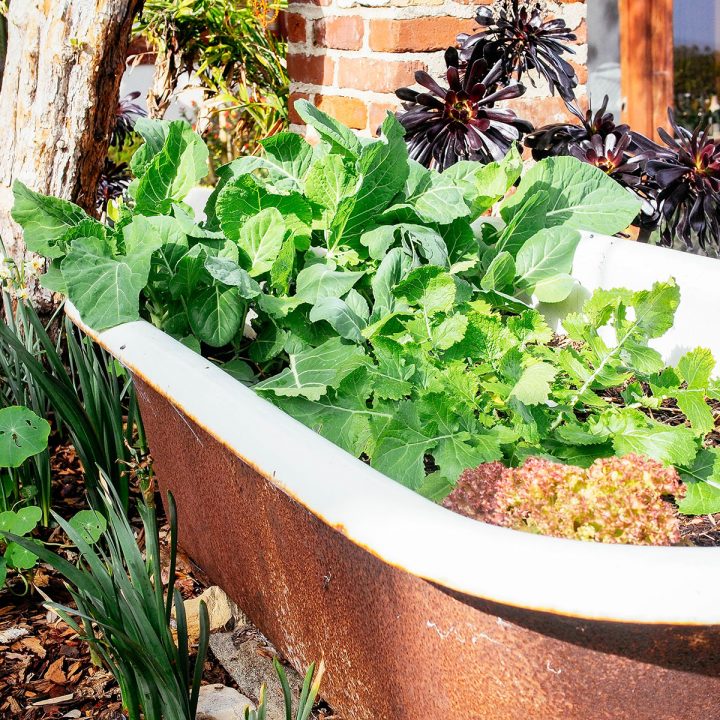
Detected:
left=10, top=103, right=720, bottom=520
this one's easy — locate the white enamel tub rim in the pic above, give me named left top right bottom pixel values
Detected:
left=67, top=234, right=720, bottom=625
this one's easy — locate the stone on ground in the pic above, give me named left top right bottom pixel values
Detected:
left=196, top=684, right=255, bottom=720
left=209, top=627, right=304, bottom=720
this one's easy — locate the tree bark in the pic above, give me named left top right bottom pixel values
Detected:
left=0, top=0, right=144, bottom=273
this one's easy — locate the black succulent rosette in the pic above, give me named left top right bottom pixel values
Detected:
left=113, top=91, right=147, bottom=149
left=524, top=95, right=631, bottom=160
left=457, top=0, right=578, bottom=102
left=395, top=46, right=533, bottom=171
left=97, top=159, right=132, bottom=211
left=635, top=111, right=720, bottom=253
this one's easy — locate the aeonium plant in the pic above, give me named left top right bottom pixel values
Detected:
left=10, top=102, right=720, bottom=547
left=395, top=0, right=579, bottom=170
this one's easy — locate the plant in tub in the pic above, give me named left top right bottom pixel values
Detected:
left=10, top=104, right=720, bottom=544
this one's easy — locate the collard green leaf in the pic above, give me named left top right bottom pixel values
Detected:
left=305, top=153, right=358, bottom=218
left=130, top=118, right=172, bottom=177
left=270, top=236, right=296, bottom=294
left=11, top=181, right=90, bottom=259
left=256, top=132, right=314, bottom=191
left=411, top=170, right=471, bottom=224
left=0, top=407, right=50, bottom=468
left=481, top=251, right=516, bottom=292
left=204, top=256, right=261, bottom=299
left=61, top=232, right=162, bottom=330
left=255, top=337, right=367, bottom=401
left=330, top=114, right=409, bottom=249
left=309, top=298, right=367, bottom=343
left=133, top=121, right=209, bottom=215
left=188, top=286, right=244, bottom=347
left=532, top=273, right=577, bottom=303
left=679, top=449, right=720, bottom=515
left=216, top=174, right=312, bottom=248
left=294, top=100, right=362, bottom=156
left=236, top=208, right=286, bottom=277
left=500, top=156, right=642, bottom=237
left=295, top=263, right=364, bottom=305
left=514, top=227, right=581, bottom=289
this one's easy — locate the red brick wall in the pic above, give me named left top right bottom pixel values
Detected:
left=285, top=0, right=587, bottom=136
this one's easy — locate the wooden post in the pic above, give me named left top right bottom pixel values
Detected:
left=620, top=0, right=674, bottom=138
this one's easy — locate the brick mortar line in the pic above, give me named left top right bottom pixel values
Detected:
left=290, top=81, right=402, bottom=103
left=287, top=44, right=588, bottom=59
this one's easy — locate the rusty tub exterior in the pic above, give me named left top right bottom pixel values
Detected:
left=67, top=235, right=720, bottom=719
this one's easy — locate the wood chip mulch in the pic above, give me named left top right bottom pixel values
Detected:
left=0, top=441, right=234, bottom=719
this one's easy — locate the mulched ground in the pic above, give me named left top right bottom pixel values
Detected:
left=0, top=442, right=241, bottom=719
left=0, top=439, right=338, bottom=719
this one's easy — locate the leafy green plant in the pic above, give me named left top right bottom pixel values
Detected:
left=0, top=505, right=43, bottom=587
left=0, top=409, right=105, bottom=589
left=7, top=483, right=208, bottom=720
left=11, top=104, right=720, bottom=526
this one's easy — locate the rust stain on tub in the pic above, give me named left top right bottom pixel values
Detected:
left=131, top=378, right=720, bottom=720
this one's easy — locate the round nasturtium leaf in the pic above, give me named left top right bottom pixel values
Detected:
left=69, top=510, right=107, bottom=544
left=4, top=540, right=39, bottom=570
left=0, top=506, right=42, bottom=537
left=0, top=407, right=51, bottom=468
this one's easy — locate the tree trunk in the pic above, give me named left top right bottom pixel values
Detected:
left=0, top=0, right=143, bottom=278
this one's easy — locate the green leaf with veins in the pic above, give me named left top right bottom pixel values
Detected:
left=411, top=170, right=471, bottom=224
left=394, top=266, right=456, bottom=315
left=188, top=286, right=244, bottom=347
left=133, top=121, right=209, bottom=215
left=509, top=362, right=558, bottom=406
left=677, top=348, right=715, bottom=390
left=674, top=390, right=715, bottom=436
left=514, top=227, right=581, bottom=289
left=500, top=156, right=642, bottom=239
left=61, top=234, right=161, bottom=330
left=254, top=337, right=367, bottom=401
left=330, top=113, right=409, bottom=249
left=69, top=510, right=107, bottom=544
left=272, top=368, right=388, bottom=457
left=204, top=256, right=261, bottom=298
left=609, top=413, right=697, bottom=466
left=295, top=263, right=364, bottom=305
left=0, top=506, right=42, bottom=538
left=678, top=449, right=720, bottom=515
left=216, top=174, right=312, bottom=248
left=236, top=208, right=286, bottom=277
left=305, top=153, right=358, bottom=219
left=310, top=297, right=367, bottom=343
left=294, top=99, right=362, bottom=156
left=12, top=181, right=91, bottom=258
left=0, top=407, right=50, bottom=468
